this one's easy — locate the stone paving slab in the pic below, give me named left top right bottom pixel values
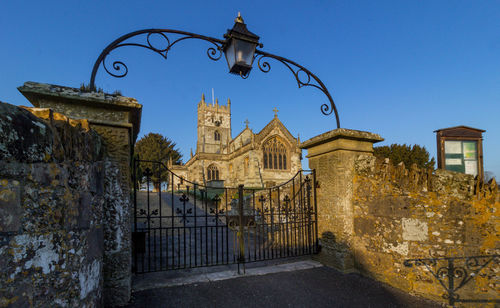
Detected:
left=127, top=261, right=441, bottom=308
left=133, top=259, right=322, bottom=291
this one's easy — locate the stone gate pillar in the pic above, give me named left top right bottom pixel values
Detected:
left=18, top=82, right=142, bottom=306
left=300, top=128, right=382, bottom=271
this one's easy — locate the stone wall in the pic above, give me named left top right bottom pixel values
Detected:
left=302, top=128, right=499, bottom=305
left=18, top=82, right=141, bottom=306
left=352, top=156, right=499, bottom=303
left=0, top=102, right=124, bottom=307
left=301, top=128, right=384, bottom=271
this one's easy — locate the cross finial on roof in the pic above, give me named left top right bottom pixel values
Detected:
left=244, top=119, right=250, bottom=128
left=273, top=107, right=279, bottom=118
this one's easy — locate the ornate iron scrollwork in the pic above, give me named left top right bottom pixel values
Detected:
left=256, top=195, right=270, bottom=222
left=143, top=167, right=153, bottom=179
left=253, top=50, right=340, bottom=128
left=258, top=195, right=266, bottom=207
left=209, top=195, right=224, bottom=222
left=404, top=255, right=500, bottom=305
left=283, top=195, right=291, bottom=208
left=133, top=158, right=319, bottom=273
left=89, top=29, right=225, bottom=91
left=90, top=26, right=341, bottom=128
left=280, top=195, right=291, bottom=214
left=246, top=218, right=256, bottom=228
left=176, top=193, right=192, bottom=223
left=136, top=167, right=160, bottom=224
left=138, top=208, right=159, bottom=225
left=228, top=219, right=237, bottom=230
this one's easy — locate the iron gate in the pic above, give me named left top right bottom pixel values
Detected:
left=132, top=159, right=318, bottom=274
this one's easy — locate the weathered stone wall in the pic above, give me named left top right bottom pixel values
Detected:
left=101, top=159, right=130, bottom=305
left=302, top=128, right=499, bottom=305
left=301, top=128, right=384, bottom=271
left=18, top=82, right=141, bottom=306
left=352, top=156, right=499, bottom=303
left=18, top=81, right=142, bottom=197
left=0, top=102, right=124, bottom=307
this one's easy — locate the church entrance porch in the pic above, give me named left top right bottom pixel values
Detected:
left=132, top=159, right=319, bottom=274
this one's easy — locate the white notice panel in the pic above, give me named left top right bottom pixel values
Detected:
left=444, top=141, right=462, bottom=154
left=445, top=158, right=462, bottom=166
left=464, top=160, right=478, bottom=176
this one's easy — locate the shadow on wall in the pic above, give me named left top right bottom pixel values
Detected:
left=315, top=231, right=352, bottom=270
left=331, top=155, right=499, bottom=305
left=315, top=231, right=443, bottom=307
left=318, top=230, right=499, bottom=305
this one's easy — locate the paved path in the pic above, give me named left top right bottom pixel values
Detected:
left=126, top=261, right=441, bottom=308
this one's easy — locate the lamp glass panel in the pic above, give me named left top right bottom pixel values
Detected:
left=224, top=40, right=236, bottom=69
left=235, top=40, right=256, bottom=66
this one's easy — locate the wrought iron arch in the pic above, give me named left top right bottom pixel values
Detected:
left=89, top=28, right=340, bottom=128
left=89, top=29, right=225, bottom=89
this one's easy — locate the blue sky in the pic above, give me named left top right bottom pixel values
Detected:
left=1, top=1, right=499, bottom=177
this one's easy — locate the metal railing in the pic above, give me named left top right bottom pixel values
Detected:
left=132, top=159, right=319, bottom=273
left=404, top=255, right=500, bottom=306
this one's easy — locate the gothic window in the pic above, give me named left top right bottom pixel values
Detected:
left=214, top=130, right=221, bottom=141
left=263, top=137, right=288, bottom=170
left=207, top=164, right=219, bottom=181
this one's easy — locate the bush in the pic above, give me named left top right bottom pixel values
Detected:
left=374, top=143, right=435, bottom=169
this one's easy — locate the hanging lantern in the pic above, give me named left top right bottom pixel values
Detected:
left=223, top=13, right=261, bottom=76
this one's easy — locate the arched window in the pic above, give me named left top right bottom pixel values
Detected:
left=214, top=130, right=221, bottom=141
left=263, top=137, right=288, bottom=170
left=207, top=164, right=219, bottom=181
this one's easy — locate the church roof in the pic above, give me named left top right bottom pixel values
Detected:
left=255, top=115, right=297, bottom=146
left=229, top=126, right=252, bottom=145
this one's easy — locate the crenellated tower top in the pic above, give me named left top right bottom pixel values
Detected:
left=196, top=94, right=232, bottom=154
left=198, top=93, right=231, bottom=112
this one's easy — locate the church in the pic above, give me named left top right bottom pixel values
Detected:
left=169, top=94, right=302, bottom=188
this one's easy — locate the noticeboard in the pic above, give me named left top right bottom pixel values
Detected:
left=435, top=126, right=484, bottom=179
left=444, top=141, right=478, bottom=176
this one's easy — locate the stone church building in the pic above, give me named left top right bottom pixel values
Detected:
left=170, top=94, right=302, bottom=188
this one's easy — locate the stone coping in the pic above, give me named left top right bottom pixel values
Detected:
left=18, top=81, right=141, bottom=108
left=18, top=81, right=142, bottom=141
left=300, top=128, right=383, bottom=150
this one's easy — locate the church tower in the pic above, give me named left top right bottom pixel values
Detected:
left=196, top=94, right=232, bottom=154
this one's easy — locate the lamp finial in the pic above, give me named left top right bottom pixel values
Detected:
left=235, top=12, right=244, bottom=23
